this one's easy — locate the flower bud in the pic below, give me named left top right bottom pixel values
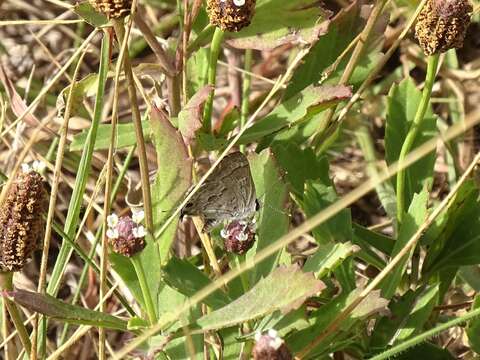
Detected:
left=206, top=0, right=256, bottom=32
left=253, top=329, right=292, bottom=360
left=0, top=169, right=48, bottom=272
left=221, top=219, right=256, bottom=255
left=89, top=0, right=132, bottom=19
left=415, top=0, right=472, bottom=56
left=107, top=214, right=146, bottom=257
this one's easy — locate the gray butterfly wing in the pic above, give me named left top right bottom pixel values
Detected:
left=181, top=152, right=257, bottom=231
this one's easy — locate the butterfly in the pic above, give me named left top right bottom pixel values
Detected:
left=181, top=151, right=259, bottom=232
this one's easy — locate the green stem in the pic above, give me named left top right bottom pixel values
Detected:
left=240, top=49, right=253, bottom=153
left=203, top=27, right=225, bottom=132
left=0, top=273, right=31, bottom=357
left=131, top=256, right=157, bottom=325
left=396, top=54, right=439, bottom=223
left=369, top=306, right=480, bottom=360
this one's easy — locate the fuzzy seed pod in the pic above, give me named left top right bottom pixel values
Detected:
left=221, top=219, right=256, bottom=255
left=415, top=0, right=472, bottom=56
left=107, top=215, right=146, bottom=257
left=253, top=329, right=292, bottom=360
left=89, top=0, right=132, bottom=19
left=0, top=170, right=48, bottom=272
left=206, top=0, right=256, bottom=32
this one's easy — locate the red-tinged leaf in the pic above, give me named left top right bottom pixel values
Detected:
left=226, top=0, right=331, bottom=50
left=178, top=85, right=213, bottom=144
left=4, top=290, right=127, bottom=330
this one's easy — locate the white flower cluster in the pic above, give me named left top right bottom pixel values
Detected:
left=21, top=160, right=45, bottom=174
left=106, top=209, right=147, bottom=240
left=220, top=218, right=256, bottom=241
left=254, top=329, right=284, bottom=350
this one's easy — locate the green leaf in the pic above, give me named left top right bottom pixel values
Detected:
left=196, top=266, right=325, bottom=331
left=6, top=290, right=127, bottom=330
left=422, top=180, right=479, bottom=273
left=467, top=295, right=480, bottom=353
left=74, top=1, right=109, bottom=27
left=247, top=149, right=289, bottom=283
left=301, top=181, right=352, bottom=245
left=288, top=289, right=388, bottom=356
left=150, top=105, right=192, bottom=264
left=385, top=78, right=437, bottom=210
left=58, top=73, right=98, bottom=118
left=395, top=285, right=439, bottom=342
left=303, top=242, right=359, bottom=278
left=381, top=190, right=429, bottom=299
left=70, top=121, right=152, bottom=151
left=285, top=1, right=388, bottom=98
left=238, top=85, right=352, bottom=145
left=162, top=257, right=231, bottom=310
left=226, top=0, right=331, bottom=50
left=272, top=143, right=330, bottom=199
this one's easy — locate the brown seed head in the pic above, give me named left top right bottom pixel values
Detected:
left=0, top=171, right=48, bottom=272
left=89, top=0, right=132, bottom=19
left=107, top=216, right=146, bottom=257
left=206, top=0, right=256, bottom=32
left=253, top=330, right=293, bottom=360
left=415, top=0, right=472, bottom=55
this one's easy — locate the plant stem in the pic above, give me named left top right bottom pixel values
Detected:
left=240, top=49, right=253, bottom=153
left=131, top=256, right=157, bottom=325
left=0, top=273, right=31, bottom=357
left=112, top=20, right=155, bottom=235
left=202, top=27, right=224, bottom=132
left=396, top=54, right=439, bottom=224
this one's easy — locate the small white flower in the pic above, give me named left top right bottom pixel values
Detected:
left=267, top=329, right=278, bottom=338
left=32, top=160, right=46, bottom=173
left=233, top=0, right=245, bottom=6
left=106, top=228, right=119, bottom=239
left=269, top=336, right=283, bottom=350
left=21, top=163, right=31, bottom=173
left=220, top=228, right=229, bottom=239
left=107, top=214, right=119, bottom=228
left=132, top=225, right=147, bottom=238
left=132, top=209, right=145, bottom=224
left=254, top=331, right=262, bottom=342
left=236, top=231, right=248, bottom=241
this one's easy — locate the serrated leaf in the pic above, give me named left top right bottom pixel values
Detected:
left=6, top=290, right=127, bottom=330
left=303, top=242, right=359, bottom=278
left=381, top=190, right=429, bottom=299
left=178, top=85, right=212, bottom=144
left=385, top=78, right=437, bottom=211
left=247, top=149, right=289, bottom=283
left=196, top=265, right=325, bottom=331
left=150, top=105, right=192, bottom=264
left=70, top=121, right=152, bottom=151
left=74, top=1, right=109, bottom=27
left=226, top=0, right=331, bottom=50
left=288, top=289, right=387, bottom=355
left=162, top=257, right=231, bottom=310
left=238, top=85, right=352, bottom=145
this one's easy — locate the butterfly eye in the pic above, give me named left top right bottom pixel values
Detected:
left=255, top=199, right=260, bottom=211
